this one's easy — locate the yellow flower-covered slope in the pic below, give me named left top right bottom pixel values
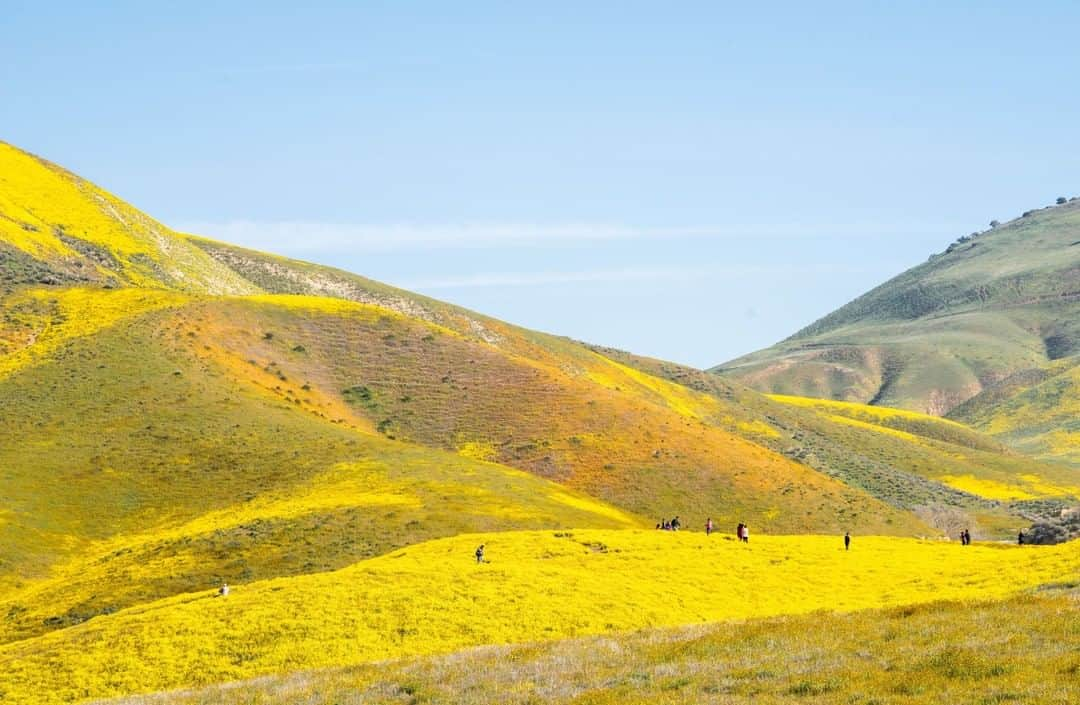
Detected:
left=0, top=142, right=257, bottom=293
left=0, top=530, right=1076, bottom=704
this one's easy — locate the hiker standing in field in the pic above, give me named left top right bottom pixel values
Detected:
left=705, top=517, right=713, bottom=536
left=736, top=522, right=743, bottom=540
left=671, top=516, right=681, bottom=531
left=742, top=524, right=750, bottom=543
left=844, top=531, right=850, bottom=550
left=1018, top=530, right=1025, bottom=545
left=475, top=544, right=485, bottom=563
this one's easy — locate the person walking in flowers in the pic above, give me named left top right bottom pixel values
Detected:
left=475, top=544, right=485, bottom=564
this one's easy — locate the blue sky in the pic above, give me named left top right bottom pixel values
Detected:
left=4, top=1, right=1079, bottom=366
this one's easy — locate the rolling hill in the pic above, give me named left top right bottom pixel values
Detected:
left=1, top=140, right=1077, bottom=705
left=713, top=201, right=1080, bottom=467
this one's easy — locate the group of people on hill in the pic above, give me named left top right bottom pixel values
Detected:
left=470, top=520, right=866, bottom=566
left=656, top=516, right=682, bottom=531
left=654, top=516, right=751, bottom=542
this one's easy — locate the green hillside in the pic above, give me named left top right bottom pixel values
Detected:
left=713, top=201, right=1080, bottom=466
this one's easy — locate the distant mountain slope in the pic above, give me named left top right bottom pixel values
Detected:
left=787, top=203, right=1078, bottom=342
left=713, top=201, right=1079, bottom=458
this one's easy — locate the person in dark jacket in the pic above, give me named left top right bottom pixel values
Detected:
left=475, top=544, right=485, bottom=563
left=844, top=532, right=850, bottom=550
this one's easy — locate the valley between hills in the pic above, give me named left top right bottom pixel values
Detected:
left=0, top=141, right=1076, bottom=704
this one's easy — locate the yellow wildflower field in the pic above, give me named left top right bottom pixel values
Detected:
left=1, top=530, right=1075, bottom=704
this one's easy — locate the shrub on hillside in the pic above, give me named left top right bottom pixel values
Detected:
left=1026, top=507, right=1080, bottom=545
left=1056, top=197, right=1067, bottom=205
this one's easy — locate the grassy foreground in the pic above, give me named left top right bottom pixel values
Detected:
left=1, top=531, right=1077, bottom=704
left=101, top=588, right=1080, bottom=705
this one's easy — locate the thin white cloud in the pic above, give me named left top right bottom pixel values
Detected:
left=398, top=263, right=878, bottom=290
left=401, top=268, right=702, bottom=290
left=218, top=63, right=364, bottom=75
left=163, top=62, right=368, bottom=78
left=175, top=220, right=964, bottom=254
